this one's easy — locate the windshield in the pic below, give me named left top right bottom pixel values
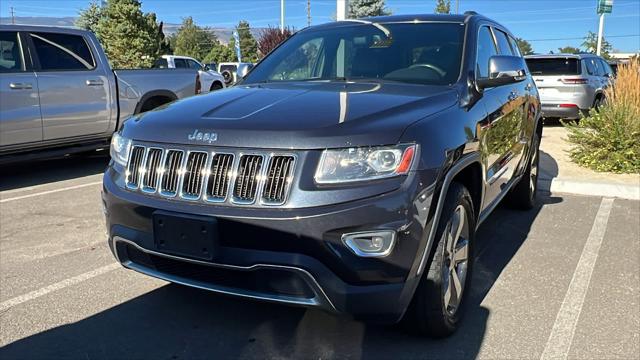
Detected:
left=243, top=22, right=465, bottom=86
left=526, top=58, right=581, bottom=76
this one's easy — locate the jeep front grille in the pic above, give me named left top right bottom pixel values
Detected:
left=124, top=144, right=295, bottom=206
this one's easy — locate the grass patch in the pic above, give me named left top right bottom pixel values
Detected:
left=563, top=60, right=640, bottom=173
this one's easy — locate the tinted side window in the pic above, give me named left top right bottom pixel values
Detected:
left=476, top=26, right=497, bottom=78
left=31, top=32, right=95, bottom=71
left=153, top=58, right=168, bottom=68
left=494, top=29, right=514, bottom=56
left=0, top=31, right=24, bottom=72
left=585, top=58, right=595, bottom=75
left=174, top=59, right=188, bottom=68
left=598, top=59, right=612, bottom=76
left=508, top=36, right=522, bottom=57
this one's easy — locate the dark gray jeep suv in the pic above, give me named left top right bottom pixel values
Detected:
left=103, top=13, right=541, bottom=336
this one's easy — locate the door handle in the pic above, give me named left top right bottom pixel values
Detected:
left=9, top=82, right=32, bottom=90
left=86, top=79, right=104, bottom=86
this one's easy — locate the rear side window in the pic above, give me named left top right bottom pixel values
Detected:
left=0, top=31, right=24, bottom=72
left=493, top=29, right=514, bottom=56
left=153, top=58, right=168, bottom=68
left=187, top=59, right=202, bottom=70
left=31, top=32, right=95, bottom=71
left=173, top=58, right=188, bottom=68
left=476, top=26, right=498, bottom=78
left=525, top=58, right=580, bottom=75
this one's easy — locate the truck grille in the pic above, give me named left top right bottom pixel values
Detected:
left=124, top=145, right=295, bottom=206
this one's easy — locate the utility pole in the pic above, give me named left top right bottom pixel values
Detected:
left=307, top=0, right=311, bottom=27
left=455, top=0, right=460, bottom=14
left=10, top=6, right=15, bottom=24
left=280, top=0, right=285, bottom=34
left=336, top=0, right=348, bottom=21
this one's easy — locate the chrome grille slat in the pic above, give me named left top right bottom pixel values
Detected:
left=181, top=151, right=208, bottom=199
left=205, top=153, right=234, bottom=201
left=142, top=148, right=163, bottom=192
left=233, top=155, right=263, bottom=203
left=126, top=146, right=146, bottom=189
left=262, top=155, right=295, bottom=205
left=160, top=150, right=184, bottom=196
left=125, top=144, right=294, bottom=206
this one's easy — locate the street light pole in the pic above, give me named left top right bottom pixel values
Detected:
left=596, top=13, right=605, bottom=56
left=336, top=0, right=348, bottom=21
left=280, top=0, right=285, bottom=33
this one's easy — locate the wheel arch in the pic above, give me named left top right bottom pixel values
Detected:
left=134, top=90, right=178, bottom=114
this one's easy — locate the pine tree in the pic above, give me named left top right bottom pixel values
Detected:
left=76, top=1, right=102, bottom=34
left=203, top=42, right=236, bottom=64
left=347, top=0, right=391, bottom=18
left=173, top=17, right=216, bottom=61
left=229, top=21, right=259, bottom=62
left=434, top=0, right=451, bottom=14
left=95, top=0, right=163, bottom=69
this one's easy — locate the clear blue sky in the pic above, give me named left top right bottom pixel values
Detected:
left=1, top=0, right=639, bottom=53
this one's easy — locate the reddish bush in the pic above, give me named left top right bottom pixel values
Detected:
left=258, top=26, right=294, bottom=58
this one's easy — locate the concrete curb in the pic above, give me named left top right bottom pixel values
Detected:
left=539, top=178, right=640, bottom=200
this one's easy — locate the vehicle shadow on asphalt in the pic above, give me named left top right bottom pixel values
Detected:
left=0, top=155, right=563, bottom=359
left=0, top=152, right=109, bottom=191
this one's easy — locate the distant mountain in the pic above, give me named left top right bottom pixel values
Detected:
left=0, top=16, right=264, bottom=45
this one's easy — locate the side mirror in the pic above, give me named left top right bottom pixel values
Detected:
left=477, top=55, right=527, bottom=89
left=236, top=63, right=251, bottom=79
left=203, top=65, right=210, bottom=71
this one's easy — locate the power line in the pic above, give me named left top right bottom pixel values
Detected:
left=525, top=34, right=640, bottom=42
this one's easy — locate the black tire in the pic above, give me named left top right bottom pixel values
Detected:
left=209, top=82, right=223, bottom=92
left=402, top=182, right=475, bottom=337
left=507, top=132, right=540, bottom=210
left=221, top=70, right=233, bottom=85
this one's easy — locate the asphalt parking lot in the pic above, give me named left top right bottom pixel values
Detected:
left=0, top=153, right=638, bottom=360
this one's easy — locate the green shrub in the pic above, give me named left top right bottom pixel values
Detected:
left=563, top=60, right=640, bottom=173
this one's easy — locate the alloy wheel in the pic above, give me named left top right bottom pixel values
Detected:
left=441, top=205, right=470, bottom=316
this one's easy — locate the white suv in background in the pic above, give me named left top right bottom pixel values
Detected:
left=154, top=55, right=226, bottom=93
left=525, top=54, right=613, bottom=120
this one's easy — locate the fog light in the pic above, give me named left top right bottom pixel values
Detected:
left=342, top=230, right=396, bottom=257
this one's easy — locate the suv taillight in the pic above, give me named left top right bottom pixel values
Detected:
left=560, top=78, right=588, bottom=84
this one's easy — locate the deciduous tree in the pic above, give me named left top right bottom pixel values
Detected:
left=257, top=26, right=294, bottom=58
left=515, top=37, right=534, bottom=56
left=557, top=46, right=581, bottom=54
left=173, top=16, right=216, bottom=61
left=582, top=31, right=612, bottom=59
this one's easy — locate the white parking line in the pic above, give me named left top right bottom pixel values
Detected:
left=0, top=263, right=120, bottom=312
left=0, top=181, right=102, bottom=203
left=540, top=197, right=615, bottom=360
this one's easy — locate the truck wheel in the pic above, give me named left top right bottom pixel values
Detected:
left=507, top=132, right=540, bottom=210
left=210, top=82, right=223, bottom=92
left=221, top=70, right=233, bottom=85
left=403, top=182, right=475, bottom=337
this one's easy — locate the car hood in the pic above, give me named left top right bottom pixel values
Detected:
left=123, top=81, right=458, bottom=149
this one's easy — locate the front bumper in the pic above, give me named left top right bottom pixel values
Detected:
left=102, top=166, right=437, bottom=323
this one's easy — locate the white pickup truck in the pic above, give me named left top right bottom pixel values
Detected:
left=0, top=25, right=201, bottom=162
left=154, top=55, right=225, bottom=93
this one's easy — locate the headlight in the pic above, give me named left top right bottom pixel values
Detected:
left=314, top=144, right=416, bottom=184
left=110, top=132, right=131, bottom=167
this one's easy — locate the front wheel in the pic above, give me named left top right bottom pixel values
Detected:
left=402, top=182, right=475, bottom=337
